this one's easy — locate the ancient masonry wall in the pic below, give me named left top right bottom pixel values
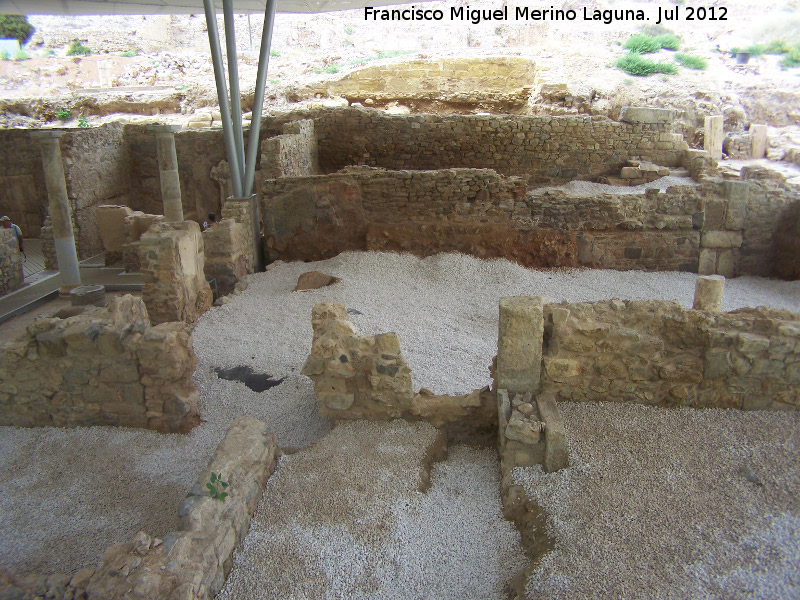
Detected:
left=0, top=295, right=200, bottom=432
left=203, top=219, right=250, bottom=297
left=139, top=221, right=213, bottom=325
left=0, top=228, right=24, bottom=295
left=263, top=107, right=689, bottom=184
left=0, top=130, right=49, bottom=239
left=260, top=118, right=319, bottom=179
left=534, top=299, right=800, bottom=411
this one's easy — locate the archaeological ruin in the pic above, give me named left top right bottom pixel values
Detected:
left=1, top=2, right=800, bottom=599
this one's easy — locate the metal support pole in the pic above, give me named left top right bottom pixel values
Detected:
left=243, top=0, right=277, bottom=197
left=223, top=0, right=246, bottom=181
left=202, top=0, right=243, bottom=198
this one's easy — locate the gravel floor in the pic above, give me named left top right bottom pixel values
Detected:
left=514, top=402, right=800, bottom=600
left=1, top=251, right=799, bottom=586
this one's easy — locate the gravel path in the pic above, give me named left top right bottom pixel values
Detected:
left=514, top=402, right=800, bottom=600
left=1, top=251, right=799, bottom=585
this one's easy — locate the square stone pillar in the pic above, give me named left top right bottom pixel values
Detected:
left=704, top=116, right=724, bottom=160
left=497, top=296, right=544, bottom=393
left=750, top=124, right=768, bottom=159
left=146, top=124, right=184, bottom=222
left=30, top=129, right=82, bottom=295
left=139, top=221, right=213, bottom=324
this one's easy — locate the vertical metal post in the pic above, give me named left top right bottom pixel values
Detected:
left=223, top=0, right=246, bottom=182
left=243, top=0, right=277, bottom=197
left=202, top=0, right=243, bottom=198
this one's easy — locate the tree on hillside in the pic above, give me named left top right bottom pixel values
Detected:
left=0, top=15, right=35, bottom=45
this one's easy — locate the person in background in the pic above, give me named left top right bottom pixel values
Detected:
left=202, top=212, right=217, bottom=231
left=0, top=216, right=23, bottom=253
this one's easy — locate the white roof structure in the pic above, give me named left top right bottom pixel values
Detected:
left=0, top=0, right=392, bottom=15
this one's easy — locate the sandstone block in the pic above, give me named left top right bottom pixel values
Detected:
left=497, top=296, right=544, bottom=393
left=693, top=275, right=725, bottom=312
left=701, top=230, right=743, bottom=249
left=544, top=357, right=581, bottom=382
left=620, top=107, right=676, bottom=124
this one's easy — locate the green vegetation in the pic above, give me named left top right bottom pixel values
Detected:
left=56, top=109, right=72, bottom=121
left=206, top=472, right=229, bottom=502
left=623, top=33, right=680, bottom=53
left=14, top=48, right=27, bottom=61
left=45, top=49, right=55, bottom=57
left=78, top=116, right=90, bottom=128
left=269, top=49, right=280, bottom=57
left=347, top=49, right=415, bottom=67
left=314, top=65, right=340, bottom=74
left=119, top=50, right=137, bottom=57
left=727, top=39, right=800, bottom=68
left=675, top=53, right=708, bottom=70
left=615, top=52, right=678, bottom=76
left=66, top=40, right=91, bottom=56
left=780, top=45, right=800, bottom=68
left=344, top=26, right=354, bottom=35
left=0, top=15, right=35, bottom=45
left=0, top=50, right=9, bottom=61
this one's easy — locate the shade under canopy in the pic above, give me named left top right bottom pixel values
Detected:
left=0, top=0, right=406, bottom=15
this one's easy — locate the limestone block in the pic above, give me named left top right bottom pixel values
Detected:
left=693, top=275, right=725, bottom=312
left=537, top=394, right=569, bottom=472
left=715, top=249, right=737, bottom=278
left=620, top=106, right=676, bottom=124
left=737, top=332, right=770, bottom=357
left=698, top=249, right=717, bottom=275
left=704, top=115, right=724, bottom=160
left=701, top=230, right=743, bottom=249
left=750, top=124, right=768, bottom=159
left=96, top=205, right=134, bottom=259
left=497, top=296, right=544, bottom=393
left=544, top=357, right=581, bottom=382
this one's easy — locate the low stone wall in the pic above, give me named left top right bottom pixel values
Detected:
left=203, top=219, right=250, bottom=297
left=775, top=200, right=800, bottom=280
left=301, top=302, right=497, bottom=438
left=0, top=295, right=200, bottom=432
left=139, top=221, right=213, bottom=325
left=260, top=119, right=319, bottom=179
left=0, top=228, right=24, bottom=296
left=492, top=295, right=800, bottom=412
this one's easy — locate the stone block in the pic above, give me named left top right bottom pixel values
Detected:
left=693, top=275, right=725, bottom=312
left=701, top=230, right=743, bottom=249
left=497, top=296, right=544, bottom=393
left=698, top=249, right=717, bottom=275
left=750, top=124, right=768, bottom=159
left=715, top=249, right=737, bottom=278
left=704, top=115, right=724, bottom=160
left=544, top=357, right=581, bottom=382
left=620, top=106, right=676, bottom=124
left=537, top=395, right=569, bottom=472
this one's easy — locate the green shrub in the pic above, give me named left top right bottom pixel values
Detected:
left=119, top=50, right=136, bottom=57
left=313, top=64, right=340, bottom=74
left=206, top=472, right=229, bottom=502
left=78, top=116, right=90, bottom=128
left=764, top=39, right=791, bottom=54
left=675, top=53, right=707, bottom=69
left=344, top=26, right=354, bottom=35
left=0, top=50, right=9, bottom=61
left=66, top=40, right=91, bottom=56
left=0, top=15, right=35, bottom=45
left=269, top=49, right=280, bottom=57
left=615, top=52, right=678, bottom=76
left=14, top=48, right=27, bottom=60
left=624, top=34, right=662, bottom=53
left=780, top=45, right=800, bottom=68
left=655, top=34, right=680, bottom=50
left=56, top=109, right=71, bottom=121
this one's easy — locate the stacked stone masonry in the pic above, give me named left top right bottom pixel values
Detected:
left=139, top=221, right=213, bottom=325
left=0, top=295, right=200, bottom=432
left=0, top=228, right=24, bottom=296
left=541, top=299, right=800, bottom=411
left=260, top=118, right=319, bottom=179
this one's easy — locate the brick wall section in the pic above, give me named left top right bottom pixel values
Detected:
left=0, top=228, right=23, bottom=296
left=0, top=295, right=200, bottom=432
left=539, top=299, right=800, bottom=411
left=260, top=119, right=319, bottom=179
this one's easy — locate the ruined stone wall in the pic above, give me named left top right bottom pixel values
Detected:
left=260, top=119, right=319, bottom=179
left=262, top=107, right=688, bottom=184
left=0, top=228, right=24, bottom=296
left=0, top=130, right=48, bottom=239
left=540, top=299, right=800, bottom=411
left=0, top=295, right=200, bottom=432
left=203, top=219, right=250, bottom=297
left=774, top=200, right=800, bottom=280
left=139, top=221, right=213, bottom=324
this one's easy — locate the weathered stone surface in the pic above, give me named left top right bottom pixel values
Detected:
left=693, top=275, right=725, bottom=312
left=536, top=394, right=569, bottom=473
left=293, top=271, right=340, bottom=292
left=140, top=221, right=213, bottom=325
left=701, top=230, right=743, bottom=249
left=96, top=205, right=134, bottom=266
left=0, top=228, right=23, bottom=296
left=497, top=296, right=544, bottom=393
left=260, top=119, right=319, bottom=179
left=301, top=302, right=414, bottom=419
left=619, top=106, right=676, bottom=124
left=86, top=417, right=277, bottom=600
left=704, top=115, right=724, bottom=160
left=203, top=218, right=250, bottom=297
left=0, top=295, right=200, bottom=432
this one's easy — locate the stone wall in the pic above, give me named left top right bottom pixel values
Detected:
left=0, top=129, right=49, bottom=239
left=0, top=228, right=24, bottom=296
left=260, top=119, right=319, bottom=179
left=775, top=200, right=800, bottom=280
left=302, top=56, right=537, bottom=112
left=538, top=299, right=800, bottom=411
left=139, top=221, right=213, bottom=325
left=0, top=295, right=201, bottom=432
left=203, top=219, right=250, bottom=297
left=301, top=302, right=497, bottom=438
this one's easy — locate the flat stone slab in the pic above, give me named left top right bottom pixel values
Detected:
left=293, top=271, right=341, bottom=291
left=620, top=107, right=676, bottom=124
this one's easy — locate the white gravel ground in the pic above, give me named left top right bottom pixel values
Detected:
left=514, top=402, right=800, bottom=600
left=1, top=251, right=799, bottom=587
left=533, top=172, right=699, bottom=196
